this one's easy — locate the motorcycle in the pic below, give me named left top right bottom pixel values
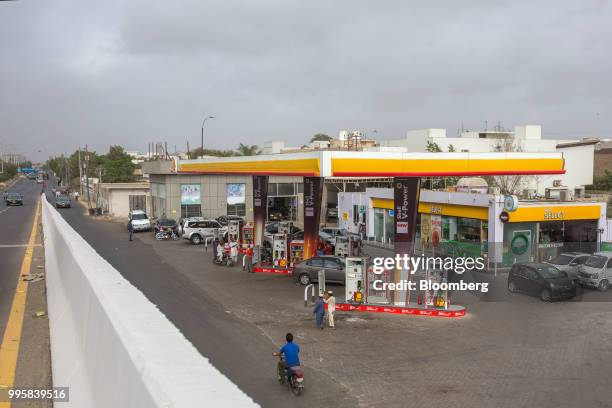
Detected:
left=213, top=251, right=235, bottom=267
left=276, top=356, right=304, bottom=396
left=155, top=227, right=178, bottom=241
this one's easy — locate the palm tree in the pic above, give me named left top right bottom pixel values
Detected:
left=236, top=143, right=261, bottom=156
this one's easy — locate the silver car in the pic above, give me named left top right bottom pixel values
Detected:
left=577, top=252, right=612, bottom=291
left=293, top=256, right=346, bottom=286
left=544, top=252, right=590, bottom=281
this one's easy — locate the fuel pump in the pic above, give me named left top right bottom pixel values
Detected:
left=228, top=220, right=241, bottom=243
left=345, top=257, right=366, bottom=304
left=335, top=236, right=350, bottom=257
left=272, top=233, right=288, bottom=268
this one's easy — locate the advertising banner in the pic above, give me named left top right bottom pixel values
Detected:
left=303, top=177, right=323, bottom=260
left=393, top=177, right=421, bottom=305
left=180, top=184, right=201, bottom=205
left=227, top=183, right=246, bottom=205
left=252, top=176, right=268, bottom=247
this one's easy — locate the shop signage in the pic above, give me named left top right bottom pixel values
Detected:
left=303, top=177, right=323, bottom=260
left=180, top=184, right=201, bottom=205
left=226, top=183, right=246, bottom=205
left=538, top=242, right=564, bottom=249
left=430, top=206, right=442, bottom=214
left=252, top=176, right=269, bottom=247
left=394, top=177, right=421, bottom=277
left=508, top=205, right=600, bottom=223
left=543, top=209, right=564, bottom=220
left=510, top=234, right=530, bottom=255
left=499, top=211, right=509, bottom=223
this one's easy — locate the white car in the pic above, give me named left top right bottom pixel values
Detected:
left=577, top=251, right=612, bottom=291
left=128, top=210, right=151, bottom=232
left=182, top=218, right=228, bottom=245
left=544, top=252, right=590, bottom=281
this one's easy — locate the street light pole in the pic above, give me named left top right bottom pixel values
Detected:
left=201, top=115, right=215, bottom=153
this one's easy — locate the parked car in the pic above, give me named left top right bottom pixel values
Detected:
left=55, top=195, right=71, bottom=208
left=216, top=215, right=245, bottom=226
left=264, top=223, right=302, bottom=245
left=153, top=218, right=179, bottom=234
left=577, top=252, right=612, bottom=291
left=182, top=218, right=228, bottom=245
left=326, top=207, right=338, bottom=221
left=507, top=262, right=576, bottom=301
left=4, top=192, right=23, bottom=206
left=127, top=210, right=151, bottom=232
left=293, top=256, right=346, bottom=286
left=544, top=252, right=590, bottom=281
left=319, top=227, right=361, bottom=245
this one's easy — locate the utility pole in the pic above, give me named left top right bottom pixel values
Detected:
left=85, top=144, right=91, bottom=210
left=78, top=148, right=83, bottom=197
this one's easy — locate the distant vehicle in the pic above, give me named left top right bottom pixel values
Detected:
left=216, top=215, right=245, bottom=226
left=127, top=210, right=151, bottom=232
left=182, top=218, right=227, bottom=245
left=268, top=211, right=284, bottom=222
left=153, top=218, right=179, bottom=235
left=326, top=207, right=338, bottom=221
left=544, top=252, right=590, bottom=281
left=27, top=173, right=38, bottom=180
left=319, top=227, right=362, bottom=245
left=264, top=223, right=302, bottom=245
left=4, top=192, right=24, bottom=206
left=55, top=196, right=71, bottom=208
left=577, top=252, right=612, bottom=291
left=293, top=255, right=346, bottom=286
left=507, top=262, right=576, bottom=301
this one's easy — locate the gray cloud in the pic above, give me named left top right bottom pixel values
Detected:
left=0, top=0, right=611, bottom=161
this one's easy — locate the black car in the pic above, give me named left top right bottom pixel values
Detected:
left=55, top=196, right=71, bottom=208
left=507, top=262, right=576, bottom=301
left=154, top=218, right=179, bottom=234
left=4, top=192, right=23, bottom=206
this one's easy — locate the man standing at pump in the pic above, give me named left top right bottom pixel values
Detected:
left=324, top=291, right=336, bottom=328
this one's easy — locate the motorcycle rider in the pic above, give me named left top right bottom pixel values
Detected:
left=273, top=333, right=301, bottom=382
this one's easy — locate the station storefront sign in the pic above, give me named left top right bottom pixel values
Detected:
left=508, top=205, right=601, bottom=223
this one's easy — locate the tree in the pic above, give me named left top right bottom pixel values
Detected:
left=188, top=147, right=236, bottom=159
left=484, top=141, right=529, bottom=195
left=99, top=146, right=136, bottom=183
left=448, top=144, right=456, bottom=152
left=587, top=170, right=612, bottom=191
left=425, top=140, right=442, bottom=152
left=310, top=133, right=332, bottom=143
left=236, top=143, right=261, bottom=156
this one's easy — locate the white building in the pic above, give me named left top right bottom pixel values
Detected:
left=378, top=125, right=599, bottom=196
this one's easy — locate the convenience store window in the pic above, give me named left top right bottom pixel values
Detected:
left=457, top=218, right=481, bottom=243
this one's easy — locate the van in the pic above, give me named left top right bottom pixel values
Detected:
left=577, top=252, right=612, bottom=291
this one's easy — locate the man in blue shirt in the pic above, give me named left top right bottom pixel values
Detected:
left=273, top=333, right=300, bottom=382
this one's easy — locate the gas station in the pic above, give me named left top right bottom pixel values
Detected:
left=176, top=150, right=565, bottom=317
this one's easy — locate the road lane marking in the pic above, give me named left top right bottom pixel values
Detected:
left=0, top=208, right=11, bottom=215
left=0, top=245, right=42, bottom=248
left=0, top=198, right=40, bottom=408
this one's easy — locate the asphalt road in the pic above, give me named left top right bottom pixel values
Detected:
left=0, top=178, right=41, bottom=341
left=44, top=177, right=355, bottom=408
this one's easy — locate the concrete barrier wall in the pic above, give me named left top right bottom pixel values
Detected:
left=42, top=198, right=257, bottom=407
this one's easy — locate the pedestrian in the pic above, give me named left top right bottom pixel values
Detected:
left=324, top=291, right=336, bottom=328
left=313, top=295, right=325, bottom=330
left=212, top=237, right=220, bottom=261
left=127, top=218, right=134, bottom=242
left=230, top=237, right=238, bottom=264
left=245, top=245, right=254, bottom=273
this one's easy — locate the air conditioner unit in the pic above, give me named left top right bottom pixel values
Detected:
left=552, top=180, right=562, bottom=187
left=559, top=190, right=572, bottom=201
left=574, top=186, right=585, bottom=198
left=522, top=189, right=537, bottom=199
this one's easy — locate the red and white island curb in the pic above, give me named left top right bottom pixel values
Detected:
left=335, top=303, right=467, bottom=318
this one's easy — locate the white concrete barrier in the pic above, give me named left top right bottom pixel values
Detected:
left=42, top=198, right=258, bottom=407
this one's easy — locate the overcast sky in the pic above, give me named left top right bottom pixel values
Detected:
left=1, top=0, right=611, bottom=162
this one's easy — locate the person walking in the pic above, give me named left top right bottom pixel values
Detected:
left=212, top=236, right=220, bottom=261
left=313, top=295, right=325, bottom=330
left=245, top=245, right=254, bottom=273
left=127, top=218, right=134, bottom=242
left=324, top=291, right=336, bottom=328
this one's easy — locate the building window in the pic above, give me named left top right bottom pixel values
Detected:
left=227, top=203, right=246, bottom=217
left=181, top=204, right=202, bottom=219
